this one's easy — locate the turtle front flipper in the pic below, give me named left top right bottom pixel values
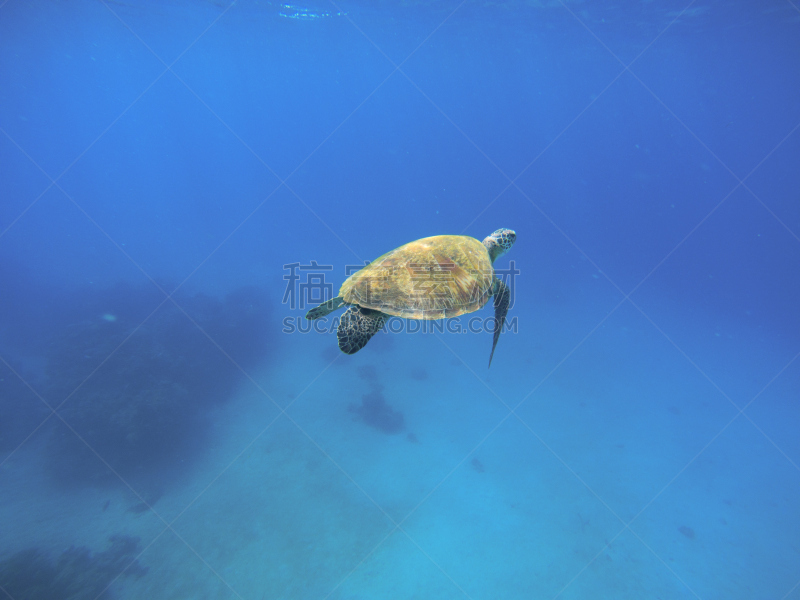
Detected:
left=306, top=296, right=345, bottom=320
left=337, top=306, right=386, bottom=355
left=488, top=280, right=510, bottom=368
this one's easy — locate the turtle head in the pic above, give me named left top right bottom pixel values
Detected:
left=483, top=228, right=516, bottom=263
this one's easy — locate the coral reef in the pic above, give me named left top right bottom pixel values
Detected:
left=43, top=283, right=272, bottom=484
left=349, top=362, right=406, bottom=434
left=348, top=389, right=405, bottom=434
left=0, top=534, right=146, bottom=600
left=0, top=361, right=49, bottom=458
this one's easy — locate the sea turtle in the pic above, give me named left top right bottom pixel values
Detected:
left=306, top=228, right=516, bottom=367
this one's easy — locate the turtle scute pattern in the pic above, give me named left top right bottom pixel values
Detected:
left=339, top=235, right=495, bottom=320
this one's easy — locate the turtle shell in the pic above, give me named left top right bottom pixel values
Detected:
left=339, top=235, right=495, bottom=320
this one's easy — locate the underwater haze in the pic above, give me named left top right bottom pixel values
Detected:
left=1, top=0, right=800, bottom=598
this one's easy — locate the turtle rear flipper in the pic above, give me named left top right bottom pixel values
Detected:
left=306, top=296, right=345, bottom=320
left=338, top=307, right=386, bottom=355
left=488, top=280, right=510, bottom=368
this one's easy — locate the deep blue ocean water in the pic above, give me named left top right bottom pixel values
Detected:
left=1, top=0, right=799, bottom=598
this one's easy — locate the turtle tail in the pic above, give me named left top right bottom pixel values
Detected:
left=488, top=280, right=510, bottom=368
left=337, top=306, right=387, bottom=355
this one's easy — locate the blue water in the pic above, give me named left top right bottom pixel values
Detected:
left=1, top=0, right=799, bottom=598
